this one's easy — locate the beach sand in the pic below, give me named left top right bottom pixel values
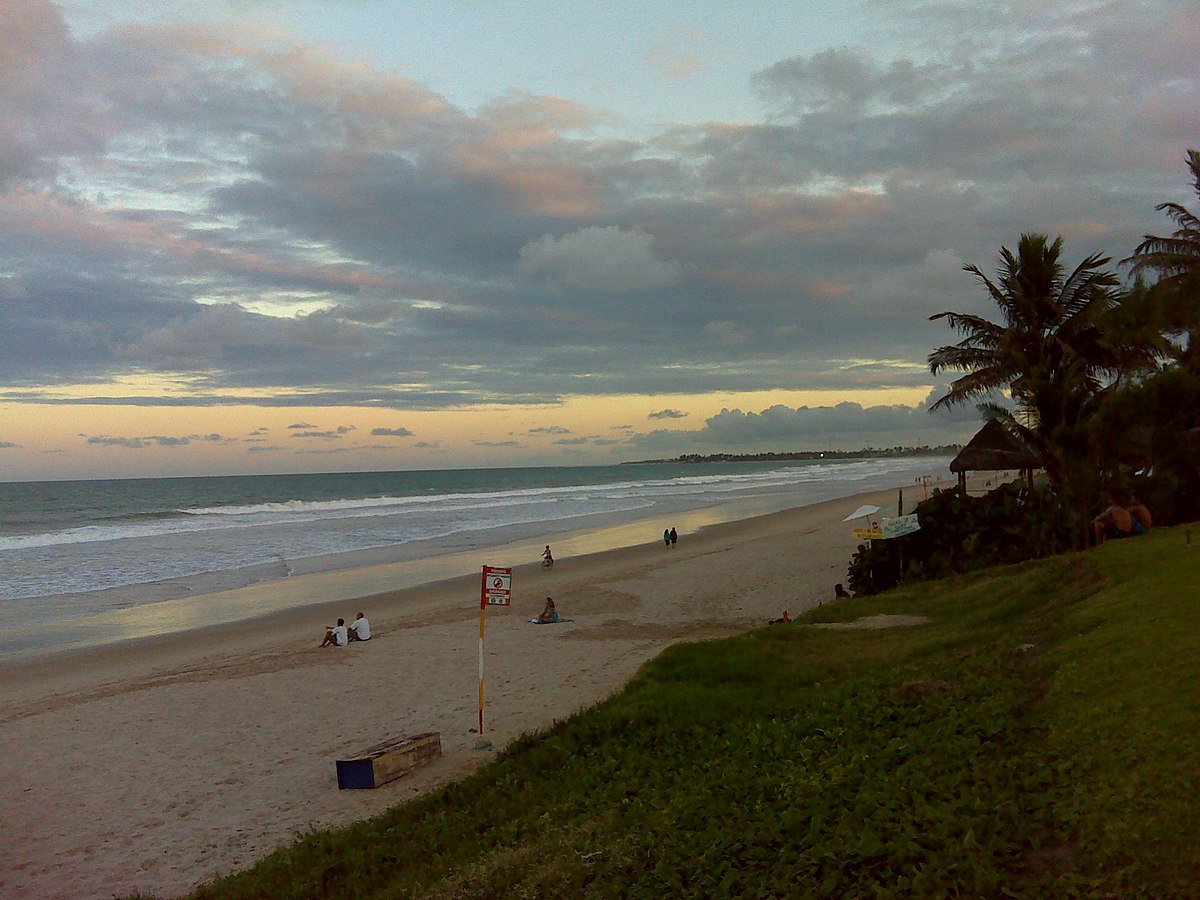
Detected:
left=0, top=482, right=944, bottom=899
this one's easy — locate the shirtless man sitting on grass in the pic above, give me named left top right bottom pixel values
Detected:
left=1092, top=492, right=1141, bottom=545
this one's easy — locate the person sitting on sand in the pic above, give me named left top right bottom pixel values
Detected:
left=1093, top=492, right=1136, bottom=544
left=536, top=597, right=558, bottom=624
left=834, top=583, right=853, bottom=599
left=321, top=617, right=348, bottom=647
left=348, top=611, right=371, bottom=642
left=1128, top=494, right=1152, bottom=535
left=541, top=545, right=554, bottom=569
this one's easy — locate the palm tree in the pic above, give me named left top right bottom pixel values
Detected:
left=1125, top=148, right=1200, bottom=371
left=927, top=233, right=1122, bottom=490
left=926, top=235, right=1139, bottom=548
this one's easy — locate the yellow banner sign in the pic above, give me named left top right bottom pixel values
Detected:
left=851, top=528, right=885, bottom=540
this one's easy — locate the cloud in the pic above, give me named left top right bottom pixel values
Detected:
left=703, top=320, right=750, bottom=345
left=529, top=425, right=571, bottom=434
left=0, top=440, right=19, bottom=448
left=371, top=426, right=414, bottom=437
left=85, top=433, right=224, bottom=448
left=291, top=425, right=355, bottom=439
left=517, top=226, right=683, bottom=293
left=630, top=387, right=1003, bottom=455
left=0, top=0, right=1193, bottom=459
left=699, top=400, right=942, bottom=445
left=752, top=47, right=943, bottom=116
left=648, top=409, right=688, bottom=420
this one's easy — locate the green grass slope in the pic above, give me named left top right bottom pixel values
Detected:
left=173, top=528, right=1198, bottom=899
left=1038, top=529, right=1200, bottom=896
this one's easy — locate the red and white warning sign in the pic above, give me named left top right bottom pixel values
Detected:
left=481, top=565, right=512, bottom=606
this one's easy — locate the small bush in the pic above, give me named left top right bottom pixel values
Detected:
left=847, top=482, right=1075, bottom=595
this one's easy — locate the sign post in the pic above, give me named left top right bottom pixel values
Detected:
left=478, top=565, right=511, bottom=734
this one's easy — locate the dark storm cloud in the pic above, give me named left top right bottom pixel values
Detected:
left=1, top=0, right=1195, bottom=449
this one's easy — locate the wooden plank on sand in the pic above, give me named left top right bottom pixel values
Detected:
left=336, top=731, right=442, bottom=789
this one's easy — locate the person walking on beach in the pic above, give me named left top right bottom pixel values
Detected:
left=541, top=545, right=554, bottom=569
left=348, top=611, right=371, bottom=641
left=669, top=526, right=678, bottom=547
left=664, top=528, right=671, bottom=548
left=321, top=617, right=348, bottom=647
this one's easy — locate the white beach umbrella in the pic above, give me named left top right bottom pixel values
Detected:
left=841, top=504, right=881, bottom=522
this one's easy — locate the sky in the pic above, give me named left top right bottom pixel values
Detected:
left=1, top=0, right=1197, bottom=481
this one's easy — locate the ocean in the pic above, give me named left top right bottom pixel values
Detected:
left=0, top=457, right=950, bottom=659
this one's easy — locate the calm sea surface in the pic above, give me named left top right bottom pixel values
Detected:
left=0, top=458, right=950, bottom=658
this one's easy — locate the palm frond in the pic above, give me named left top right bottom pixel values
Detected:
left=928, top=366, right=1013, bottom=411
left=1126, top=234, right=1200, bottom=276
left=926, top=311, right=1005, bottom=343
left=927, top=343, right=1007, bottom=377
left=1152, top=201, right=1200, bottom=232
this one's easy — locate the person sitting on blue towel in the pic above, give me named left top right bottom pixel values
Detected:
left=536, top=597, right=559, bottom=624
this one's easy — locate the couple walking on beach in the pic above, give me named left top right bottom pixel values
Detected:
left=663, top=526, right=678, bottom=548
left=320, top=612, right=371, bottom=647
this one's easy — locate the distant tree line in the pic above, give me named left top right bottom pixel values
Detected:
left=626, top=446, right=961, bottom=465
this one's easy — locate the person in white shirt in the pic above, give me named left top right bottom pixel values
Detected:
left=348, top=611, right=371, bottom=642
left=321, top=617, right=348, bottom=647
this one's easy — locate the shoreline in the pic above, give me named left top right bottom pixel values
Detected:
left=2, top=472, right=945, bottom=663
left=2, top=482, right=925, bottom=696
left=0, top=477, right=963, bottom=899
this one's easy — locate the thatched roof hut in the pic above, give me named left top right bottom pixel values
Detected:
left=949, top=420, right=1041, bottom=489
